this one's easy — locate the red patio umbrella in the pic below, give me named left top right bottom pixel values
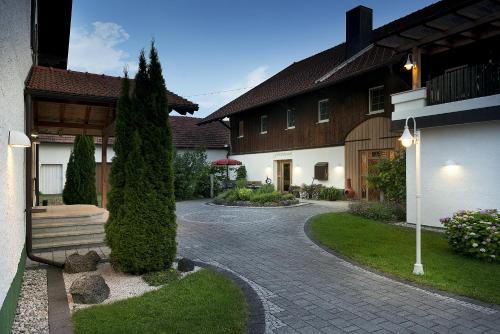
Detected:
left=212, top=159, right=242, bottom=179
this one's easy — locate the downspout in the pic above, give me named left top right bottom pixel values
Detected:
left=25, top=92, right=63, bottom=268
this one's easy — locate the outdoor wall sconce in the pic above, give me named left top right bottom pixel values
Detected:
left=444, top=160, right=458, bottom=167
left=8, top=130, right=31, bottom=148
left=404, top=53, right=415, bottom=71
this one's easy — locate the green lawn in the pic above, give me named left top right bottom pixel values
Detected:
left=72, top=269, right=247, bottom=334
left=38, top=194, right=102, bottom=207
left=310, top=212, right=500, bottom=304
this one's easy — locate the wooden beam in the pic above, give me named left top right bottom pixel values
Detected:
left=412, top=47, right=422, bottom=89
left=396, top=11, right=500, bottom=52
left=36, top=121, right=104, bottom=130
left=101, top=135, right=108, bottom=209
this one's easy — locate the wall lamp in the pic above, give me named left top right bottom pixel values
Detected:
left=404, top=53, right=415, bottom=71
left=8, top=130, right=31, bottom=148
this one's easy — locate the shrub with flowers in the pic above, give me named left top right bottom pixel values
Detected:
left=440, top=209, right=499, bottom=261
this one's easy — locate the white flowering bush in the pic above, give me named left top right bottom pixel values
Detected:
left=440, top=209, right=499, bottom=261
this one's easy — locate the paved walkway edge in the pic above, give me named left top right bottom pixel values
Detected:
left=47, top=267, right=74, bottom=334
left=303, top=216, right=500, bottom=313
left=193, top=260, right=266, bottom=334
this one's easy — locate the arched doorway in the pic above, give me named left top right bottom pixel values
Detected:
left=344, top=117, right=401, bottom=200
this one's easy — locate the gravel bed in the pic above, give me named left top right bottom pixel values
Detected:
left=63, top=262, right=200, bottom=312
left=12, top=269, right=48, bottom=334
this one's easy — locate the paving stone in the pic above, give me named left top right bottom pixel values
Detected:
left=175, top=200, right=500, bottom=334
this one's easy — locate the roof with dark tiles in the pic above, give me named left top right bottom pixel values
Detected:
left=27, top=66, right=198, bottom=111
left=39, top=116, right=229, bottom=149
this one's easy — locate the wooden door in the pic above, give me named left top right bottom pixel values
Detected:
left=277, top=160, right=292, bottom=192
left=359, top=150, right=395, bottom=201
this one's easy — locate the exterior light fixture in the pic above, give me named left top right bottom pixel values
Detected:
left=8, top=130, right=31, bottom=148
left=404, top=54, right=414, bottom=71
left=399, top=117, right=424, bottom=276
left=444, top=160, right=457, bottom=167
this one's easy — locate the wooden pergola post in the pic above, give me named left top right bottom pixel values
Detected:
left=101, top=135, right=108, bottom=209
left=412, top=47, right=422, bottom=89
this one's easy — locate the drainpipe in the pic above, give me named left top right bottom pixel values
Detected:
left=25, top=92, right=63, bottom=268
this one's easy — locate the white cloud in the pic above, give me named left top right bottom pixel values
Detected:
left=68, top=22, right=136, bottom=76
left=196, top=65, right=270, bottom=117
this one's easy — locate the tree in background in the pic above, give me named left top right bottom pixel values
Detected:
left=173, top=148, right=209, bottom=200
left=367, top=151, right=406, bottom=204
left=62, top=134, right=97, bottom=205
left=236, top=165, right=247, bottom=181
left=106, top=43, right=176, bottom=273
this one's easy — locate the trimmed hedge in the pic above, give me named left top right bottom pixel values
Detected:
left=349, top=201, right=406, bottom=222
left=214, top=185, right=298, bottom=206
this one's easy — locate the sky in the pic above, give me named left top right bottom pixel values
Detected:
left=68, top=0, right=436, bottom=118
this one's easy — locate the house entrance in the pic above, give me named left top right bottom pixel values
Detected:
left=359, top=150, right=395, bottom=201
left=277, top=160, right=292, bottom=192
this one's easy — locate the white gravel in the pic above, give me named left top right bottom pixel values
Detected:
left=12, top=269, right=48, bottom=334
left=63, top=262, right=200, bottom=312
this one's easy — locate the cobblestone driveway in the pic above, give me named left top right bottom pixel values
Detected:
left=176, top=200, right=499, bottom=334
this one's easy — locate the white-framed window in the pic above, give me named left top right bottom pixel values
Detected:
left=318, top=99, right=329, bottom=123
left=260, top=115, right=268, bottom=134
left=286, top=109, right=296, bottom=129
left=238, top=120, right=244, bottom=138
left=369, top=85, right=385, bottom=114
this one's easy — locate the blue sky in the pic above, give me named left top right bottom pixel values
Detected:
left=68, top=0, right=436, bottom=118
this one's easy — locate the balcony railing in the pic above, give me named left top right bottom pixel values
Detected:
left=426, top=61, right=500, bottom=106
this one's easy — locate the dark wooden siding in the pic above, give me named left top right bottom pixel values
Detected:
left=230, top=69, right=409, bottom=155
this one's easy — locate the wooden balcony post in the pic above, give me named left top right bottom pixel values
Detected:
left=101, top=135, right=108, bottom=209
left=412, top=47, right=422, bottom=89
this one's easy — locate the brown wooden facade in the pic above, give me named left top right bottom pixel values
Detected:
left=229, top=68, right=409, bottom=155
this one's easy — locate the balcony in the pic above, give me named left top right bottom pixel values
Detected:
left=427, top=61, right=500, bottom=106
left=391, top=61, right=500, bottom=129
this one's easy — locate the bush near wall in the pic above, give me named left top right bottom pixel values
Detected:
left=367, top=151, right=406, bottom=204
left=349, top=201, right=406, bottom=222
left=441, top=209, right=499, bottom=261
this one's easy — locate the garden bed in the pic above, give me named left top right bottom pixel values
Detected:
left=71, top=269, right=247, bottom=334
left=308, top=212, right=500, bottom=304
left=213, top=184, right=300, bottom=207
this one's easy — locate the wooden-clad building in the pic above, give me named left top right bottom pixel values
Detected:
left=201, top=0, right=500, bottom=201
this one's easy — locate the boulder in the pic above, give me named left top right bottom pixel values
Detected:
left=177, top=258, right=195, bottom=272
left=70, top=274, right=110, bottom=304
left=64, top=251, right=101, bottom=274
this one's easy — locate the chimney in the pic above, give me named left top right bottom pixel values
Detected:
left=345, top=6, right=373, bottom=59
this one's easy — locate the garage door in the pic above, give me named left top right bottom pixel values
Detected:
left=40, top=164, right=63, bottom=194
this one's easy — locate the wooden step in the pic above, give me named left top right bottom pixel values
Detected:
left=32, top=220, right=106, bottom=234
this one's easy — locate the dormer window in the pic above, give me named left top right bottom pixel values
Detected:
left=318, top=99, right=329, bottom=123
left=369, top=86, right=385, bottom=114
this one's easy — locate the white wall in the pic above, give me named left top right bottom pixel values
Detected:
left=39, top=143, right=227, bottom=193
left=406, top=121, right=500, bottom=227
left=231, top=146, right=345, bottom=188
left=0, top=0, right=33, bottom=309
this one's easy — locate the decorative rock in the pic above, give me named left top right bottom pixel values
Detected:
left=177, top=258, right=195, bottom=272
left=64, top=251, right=101, bottom=273
left=70, top=274, right=110, bottom=304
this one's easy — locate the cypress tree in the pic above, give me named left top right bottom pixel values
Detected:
left=106, top=43, right=176, bottom=273
left=62, top=135, right=98, bottom=205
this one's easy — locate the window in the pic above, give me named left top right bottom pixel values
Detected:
left=260, top=115, right=268, bottom=134
left=286, top=109, right=296, bottom=129
left=238, top=120, right=244, bottom=138
left=369, top=86, right=385, bottom=114
left=314, top=162, right=328, bottom=181
left=318, top=99, right=329, bottom=122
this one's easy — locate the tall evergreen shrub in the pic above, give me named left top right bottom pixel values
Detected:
left=106, top=43, right=176, bottom=273
left=62, top=134, right=97, bottom=205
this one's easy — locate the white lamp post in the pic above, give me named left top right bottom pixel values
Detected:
left=399, top=117, right=424, bottom=275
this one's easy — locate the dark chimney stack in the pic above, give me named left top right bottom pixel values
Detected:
left=345, top=6, right=373, bottom=59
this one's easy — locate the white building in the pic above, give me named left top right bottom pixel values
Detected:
left=0, top=0, right=73, bottom=330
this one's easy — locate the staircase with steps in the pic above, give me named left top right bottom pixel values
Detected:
left=32, top=205, right=108, bottom=252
